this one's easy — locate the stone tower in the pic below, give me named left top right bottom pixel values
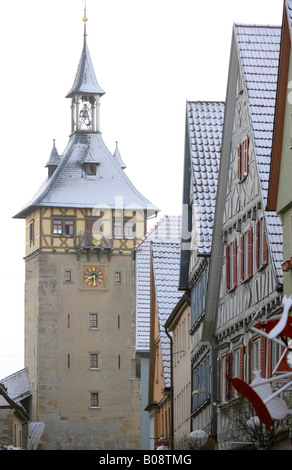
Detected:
left=14, top=13, right=157, bottom=450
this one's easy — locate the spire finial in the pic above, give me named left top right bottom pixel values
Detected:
left=83, top=0, right=88, bottom=40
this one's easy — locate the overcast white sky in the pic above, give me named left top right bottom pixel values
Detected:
left=0, top=0, right=284, bottom=379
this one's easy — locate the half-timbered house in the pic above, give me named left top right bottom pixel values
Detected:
left=179, top=101, right=224, bottom=449
left=203, top=24, right=284, bottom=449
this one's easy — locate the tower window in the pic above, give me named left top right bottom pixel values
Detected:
left=53, top=219, right=75, bottom=237
left=115, top=271, right=122, bottom=285
left=29, top=219, right=35, bottom=246
left=90, top=353, right=99, bottom=369
left=89, top=313, right=98, bottom=329
left=90, top=392, right=99, bottom=408
left=86, top=163, right=97, bottom=176
left=65, top=271, right=72, bottom=282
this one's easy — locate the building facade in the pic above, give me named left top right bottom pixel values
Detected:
left=179, top=101, right=224, bottom=448
left=203, top=23, right=286, bottom=449
left=14, top=16, right=157, bottom=450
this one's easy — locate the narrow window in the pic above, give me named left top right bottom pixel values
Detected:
left=256, top=218, right=268, bottom=270
left=243, top=136, right=249, bottom=177
left=90, top=392, right=99, bottom=408
left=53, top=219, right=62, bottom=235
left=90, top=353, right=98, bottom=369
left=118, top=355, right=121, bottom=369
left=64, top=220, right=74, bottom=236
left=89, top=313, right=98, bottom=329
left=238, top=136, right=249, bottom=182
left=118, top=315, right=120, bottom=329
left=68, top=314, right=70, bottom=328
left=115, top=271, right=122, bottom=285
left=247, top=227, right=253, bottom=279
left=226, top=239, right=237, bottom=291
left=65, top=270, right=72, bottom=282
left=29, top=219, right=35, bottom=246
left=68, top=354, right=70, bottom=369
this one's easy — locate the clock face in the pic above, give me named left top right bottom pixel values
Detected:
left=83, top=266, right=104, bottom=287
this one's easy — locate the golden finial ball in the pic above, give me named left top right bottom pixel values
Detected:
left=83, top=16, right=88, bottom=23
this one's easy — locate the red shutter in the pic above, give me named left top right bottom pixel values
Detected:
left=260, top=336, right=267, bottom=378
left=267, top=340, right=272, bottom=379
left=225, top=352, right=229, bottom=402
left=256, top=219, right=260, bottom=270
left=232, top=239, right=237, bottom=288
left=241, top=233, right=245, bottom=282
left=239, top=344, right=245, bottom=380
left=226, top=244, right=230, bottom=291
left=247, top=227, right=253, bottom=278
left=217, top=357, right=221, bottom=403
left=229, top=350, right=233, bottom=400
left=263, top=222, right=268, bottom=265
left=248, top=339, right=252, bottom=383
left=238, top=143, right=242, bottom=182
left=244, top=136, right=249, bottom=176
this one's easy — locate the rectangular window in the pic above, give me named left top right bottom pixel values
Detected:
left=53, top=219, right=62, bottom=235
left=241, top=227, right=253, bottom=281
left=89, top=313, right=98, bottom=328
left=64, top=220, right=74, bottom=236
left=29, top=219, right=35, bottom=246
left=192, top=355, right=210, bottom=411
left=86, top=163, right=97, bottom=176
left=226, top=238, right=237, bottom=291
left=238, top=136, right=249, bottom=182
left=113, top=220, right=123, bottom=238
left=191, top=268, right=207, bottom=327
left=90, top=392, right=99, bottom=408
left=90, top=353, right=98, bottom=369
left=256, top=218, right=268, bottom=270
left=53, top=218, right=75, bottom=237
left=115, top=271, right=122, bottom=285
left=65, top=270, right=72, bottom=282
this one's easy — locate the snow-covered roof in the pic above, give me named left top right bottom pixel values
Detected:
left=151, top=240, right=183, bottom=388
left=187, top=101, right=224, bottom=254
left=0, top=368, right=31, bottom=405
left=14, top=133, right=158, bottom=218
left=135, top=215, right=181, bottom=352
left=66, top=36, right=105, bottom=97
left=234, top=24, right=283, bottom=283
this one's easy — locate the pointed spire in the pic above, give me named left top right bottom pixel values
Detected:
left=45, top=139, right=61, bottom=167
left=66, top=7, right=105, bottom=98
left=113, top=142, right=127, bottom=169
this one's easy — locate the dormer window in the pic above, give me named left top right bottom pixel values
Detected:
left=86, top=163, right=97, bottom=176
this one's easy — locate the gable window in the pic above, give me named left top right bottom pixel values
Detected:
left=240, top=227, right=253, bottom=282
left=256, top=218, right=268, bottom=270
left=53, top=218, right=75, bottom=237
left=226, top=238, right=237, bottom=291
left=238, top=136, right=249, bottom=183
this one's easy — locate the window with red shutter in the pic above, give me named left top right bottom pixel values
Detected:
left=239, top=344, right=245, bottom=380
left=244, top=136, right=249, bottom=177
left=260, top=336, right=267, bottom=379
left=247, top=227, right=253, bottom=278
left=256, top=218, right=269, bottom=270
left=232, top=239, right=237, bottom=288
left=217, top=357, right=221, bottom=403
left=241, top=233, right=245, bottom=282
left=226, top=243, right=230, bottom=291
left=238, top=143, right=242, bottom=182
left=263, top=223, right=268, bottom=265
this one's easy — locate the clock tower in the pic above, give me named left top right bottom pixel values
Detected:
left=14, top=13, right=157, bottom=450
